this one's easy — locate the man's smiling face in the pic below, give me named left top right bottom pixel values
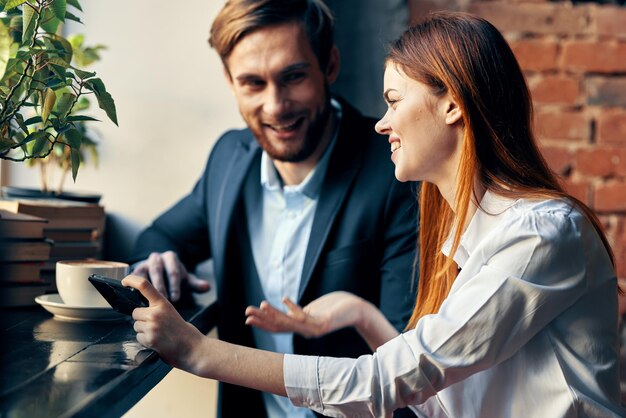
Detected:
left=225, top=22, right=336, bottom=162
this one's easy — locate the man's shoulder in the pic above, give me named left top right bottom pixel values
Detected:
left=201, top=128, right=258, bottom=177
left=212, top=127, right=256, bottom=153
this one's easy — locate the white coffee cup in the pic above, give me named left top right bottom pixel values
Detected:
left=56, top=260, right=129, bottom=307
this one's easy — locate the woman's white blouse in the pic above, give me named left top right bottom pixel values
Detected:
left=284, top=192, right=624, bottom=417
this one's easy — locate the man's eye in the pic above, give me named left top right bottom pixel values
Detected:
left=242, top=79, right=265, bottom=88
left=283, top=73, right=305, bottom=83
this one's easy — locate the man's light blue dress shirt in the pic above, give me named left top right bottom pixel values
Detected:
left=245, top=102, right=341, bottom=418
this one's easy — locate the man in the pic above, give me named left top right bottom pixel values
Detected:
left=129, top=0, right=418, bottom=417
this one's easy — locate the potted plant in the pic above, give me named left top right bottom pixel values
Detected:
left=0, top=0, right=116, bottom=201
left=22, top=32, right=108, bottom=199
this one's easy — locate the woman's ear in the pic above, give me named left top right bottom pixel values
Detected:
left=444, top=98, right=463, bottom=125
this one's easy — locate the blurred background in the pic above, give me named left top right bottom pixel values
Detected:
left=1, top=0, right=625, bottom=415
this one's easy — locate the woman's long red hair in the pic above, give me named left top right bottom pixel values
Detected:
left=388, top=12, right=617, bottom=329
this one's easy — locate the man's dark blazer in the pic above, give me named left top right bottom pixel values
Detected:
left=130, top=99, right=419, bottom=417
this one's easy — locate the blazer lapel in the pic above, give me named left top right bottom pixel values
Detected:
left=298, top=105, right=365, bottom=299
left=213, top=137, right=260, bottom=282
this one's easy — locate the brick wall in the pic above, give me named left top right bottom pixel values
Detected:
left=409, top=0, right=626, bottom=281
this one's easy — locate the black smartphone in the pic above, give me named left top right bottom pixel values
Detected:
left=88, top=274, right=149, bottom=315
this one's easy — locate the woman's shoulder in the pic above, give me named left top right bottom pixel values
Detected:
left=479, top=192, right=585, bottom=248
left=481, top=190, right=576, bottom=220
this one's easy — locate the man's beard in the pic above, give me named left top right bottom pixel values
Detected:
left=251, top=97, right=332, bottom=163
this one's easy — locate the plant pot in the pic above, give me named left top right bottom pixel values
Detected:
left=1, top=186, right=101, bottom=204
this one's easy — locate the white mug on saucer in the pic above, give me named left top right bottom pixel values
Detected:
left=56, top=260, right=129, bottom=307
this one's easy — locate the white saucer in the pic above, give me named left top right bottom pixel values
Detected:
left=35, top=294, right=126, bottom=322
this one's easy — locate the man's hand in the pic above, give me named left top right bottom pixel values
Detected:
left=244, top=291, right=367, bottom=338
left=132, top=251, right=210, bottom=302
left=245, top=291, right=400, bottom=350
left=122, top=275, right=205, bottom=372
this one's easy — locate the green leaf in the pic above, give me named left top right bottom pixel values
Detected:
left=40, top=17, right=61, bottom=35
left=4, top=0, right=27, bottom=12
left=42, top=87, right=56, bottom=123
left=67, top=33, right=83, bottom=48
left=55, top=91, right=74, bottom=117
left=31, top=135, right=48, bottom=155
left=22, top=4, right=37, bottom=45
left=72, top=95, right=89, bottom=111
left=66, top=0, right=82, bottom=12
left=42, top=65, right=63, bottom=84
left=79, top=47, right=102, bottom=66
left=47, top=56, right=70, bottom=68
left=47, top=33, right=73, bottom=63
left=84, top=78, right=117, bottom=125
left=15, top=112, right=28, bottom=133
left=9, top=15, right=23, bottom=37
left=40, top=8, right=61, bottom=33
left=0, top=20, right=10, bottom=80
left=23, top=115, right=42, bottom=125
left=50, top=0, right=66, bottom=22
left=70, top=147, right=80, bottom=180
left=67, top=115, right=99, bottom=122
left=25, top=131, right=49, bottom=155
left=64, top=10, right=82, bottom=24
left=73, top=67, right=95, bottom=79
left=64, top=127, right=82, bottom=149
left=0, top=136, right=15, bottom=151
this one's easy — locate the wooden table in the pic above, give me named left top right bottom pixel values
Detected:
left=0, top=294, right=217, bottom=418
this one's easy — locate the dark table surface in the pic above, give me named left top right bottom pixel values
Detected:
left=0, top=293, right=217, bottom=418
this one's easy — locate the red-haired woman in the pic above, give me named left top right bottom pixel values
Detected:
left=124, top=11, right=624, bottom=417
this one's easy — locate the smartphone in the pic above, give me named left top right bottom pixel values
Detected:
left=88, top=274, right=149, bottom=315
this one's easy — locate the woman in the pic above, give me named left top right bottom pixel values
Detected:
left=124, top=12, right=624, bottom=417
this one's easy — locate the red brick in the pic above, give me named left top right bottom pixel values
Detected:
left=598, top=214, right=614, bottom=233
left=563, top=180, right=590, bottom=204
left=535, top=111, right=589, bottom=142
left=607, top=216, right=626, bottom=277
left=539, top=145, right=572, bottom=175
left=599, top=215, right=618, bottom=250
left=529, top=75, right=581, bottom=105
left=587, top=76, right=626, bottom=107
left=607, top=215, right=626, bottom=244
left=594, top=182, right=626, bottom=212
left=595, top=6, right=626, bottom=38
left=510, top=39, right=558, bottom=72
left=469, top=3, right=592, bottom=36
left=597, top=110, right=626, bottom=144
left=562, top=41, right=626, bottom=73
left=575, top=147, right=626, bottom=177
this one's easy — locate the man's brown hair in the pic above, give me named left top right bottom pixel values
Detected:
left=209, top=0, right=334, bottom=70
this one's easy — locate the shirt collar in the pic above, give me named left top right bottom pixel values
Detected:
left=441, top=190, right=517, bottom=267
left=260, top=99, right=342, bottom=199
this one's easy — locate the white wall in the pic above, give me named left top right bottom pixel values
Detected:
left=5, top=0, right=242, bottom=257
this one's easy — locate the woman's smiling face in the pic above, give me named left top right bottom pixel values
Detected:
left=375, top=64, right=463, bottom=189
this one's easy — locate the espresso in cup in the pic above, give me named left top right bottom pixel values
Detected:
left=56, top=260, right=129, bottom=307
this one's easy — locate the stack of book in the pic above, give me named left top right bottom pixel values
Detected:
left=0, top=209, right=53, bottom=307
left=0, top=199, right=106, bottom=287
